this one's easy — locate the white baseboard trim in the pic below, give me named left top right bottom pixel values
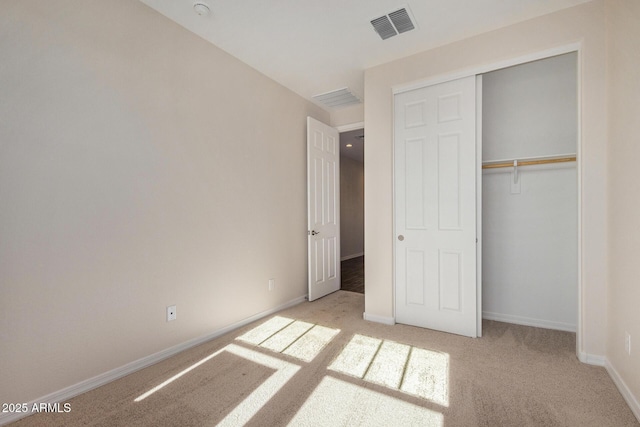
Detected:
left=578, top=350, right=606, bottom=366
left=363, top=312, right=395, bottom=325
left=605, top=358, right=640, bottom=422
left=482, top=311, right=576, bottom=332
left=341, top=252, right=364, bottom=261
left=0, top=295, right=307, bottom=427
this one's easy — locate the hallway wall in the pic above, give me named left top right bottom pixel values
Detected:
left=340, top=156, right=364, bottom=259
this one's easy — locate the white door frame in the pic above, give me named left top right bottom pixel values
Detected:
left=391, top=43, right=583, bottom=355
left=475, top=75, right=483, bottom=338
left=307, top=120, right=365, bottom=300
left=336, top=122, right=365, bottom=133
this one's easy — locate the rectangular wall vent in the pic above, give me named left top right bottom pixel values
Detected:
left=312, top=88, right=362, bottom=109
left=371, top=6, right=417, bottom=40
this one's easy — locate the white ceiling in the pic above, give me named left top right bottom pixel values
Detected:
left=139, top=0, right=591, bottom=112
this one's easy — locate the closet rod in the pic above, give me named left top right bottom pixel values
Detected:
left=482, top=156, right=576, bottom=170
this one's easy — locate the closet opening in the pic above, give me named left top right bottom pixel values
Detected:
left=480, top=52, right=578, bottom=333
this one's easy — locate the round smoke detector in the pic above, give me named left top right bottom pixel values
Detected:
left=193, top=3, right=211, bottom=16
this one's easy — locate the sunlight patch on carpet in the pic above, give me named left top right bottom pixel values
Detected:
left=364, top=339, right=411, bottom=389
left=401, top=347, right=449, bottom=406
left=288, top=376, right=443, bottom=426
left=133, top=343, right=299, bottom=417
left=134, top=349, right=222, bottom=402
left=236, top=316, right=295, bottom=345
left=328, top=334, right=380, bottom=378
left=283, top=325, right=341, bottom=363
left=260, top=321, right=315, bottom=352
left=236, top=316, right=340, bottom=363
left=215, top=345, right=300, bottom=427
left=328, top=334, right=450, bottom=406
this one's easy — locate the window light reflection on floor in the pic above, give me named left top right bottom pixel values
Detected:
left=136, top=316, right=340, bottom=405
left=328, top=334, right=450, bottom=407
left=133, top=343, right=299, bottom=422
left=134, top=349, right=220, bottom=402
left=289, top=376, right=443, bottom=427
left=236, top=316, right=340, bottom=363
left=214, top=345, right=299, bottom=427
left=133, top=317, right=447, bottom=424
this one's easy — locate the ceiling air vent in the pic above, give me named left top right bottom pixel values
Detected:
left=371, top=16, right=397, bottom=40
left=312, top=88, right=361, bottom=109
left=371, top=6, right=417, bottom=40
left=389, top=8, right=415, bottom=34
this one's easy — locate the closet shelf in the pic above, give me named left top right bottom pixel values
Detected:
left=482, top=156, right=576, bottom=170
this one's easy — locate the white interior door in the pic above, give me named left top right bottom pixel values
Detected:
left=307, top=117, right=340, bottom=301
left=394, top=76, right=477, bottom=337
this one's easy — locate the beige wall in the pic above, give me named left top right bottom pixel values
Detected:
left=330, top=104, right=364, bottom=128
left=606, top=0, right=640, bottom=407
left=340, top=156, right=364, bottom=259
left=364, top=1, right=608, bottom=359
left=0, top=0, right=328, bottom=404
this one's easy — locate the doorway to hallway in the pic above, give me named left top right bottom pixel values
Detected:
left=341, top=255, right=364, bottom=293
left=339, top=128, right=364, bottom=294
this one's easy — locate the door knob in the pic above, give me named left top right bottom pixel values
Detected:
left=311, top=230, right=320, bottom=236
left=398, top=235, right=404, bottom=241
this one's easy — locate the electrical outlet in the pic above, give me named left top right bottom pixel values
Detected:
left=268, top=279, right=275, bottom=291
left=625, top=332, right=631, bottom=356
left=167, top=305, right=177, bottom=322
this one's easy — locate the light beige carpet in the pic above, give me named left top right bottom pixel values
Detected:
left=12, top=291, right=639, bottom=426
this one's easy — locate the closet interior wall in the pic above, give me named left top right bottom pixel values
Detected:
left=481, top=53, right=578, bottom=332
